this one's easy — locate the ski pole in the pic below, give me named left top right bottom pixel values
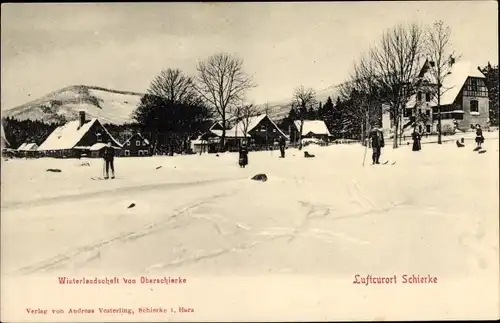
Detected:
left=362, top=138, right=368, bottom=166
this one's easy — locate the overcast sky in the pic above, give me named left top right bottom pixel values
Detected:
left=1, top=2, right=498, bottom=110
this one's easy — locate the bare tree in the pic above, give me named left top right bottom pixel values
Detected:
left=263, top=101, right=272, bottom=115
left=340, top=55, right=383, bottom=145
left=293, top=86, right=317, bottom=150
left=369, top=23, right=424, bottom=148
left=148, top=68, right=198, bottom=104
left=230, top=102, right=258, bottom=144
left=195, top=53, right=256, bottom=149
left=240, top=104, right=259, bottom=139
left=425, top=20, right=460, bottom=144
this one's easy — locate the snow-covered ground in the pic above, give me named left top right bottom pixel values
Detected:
left=1, top=131, right=499, bottom=321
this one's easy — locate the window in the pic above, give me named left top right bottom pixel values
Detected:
left=426, top=125, right=431, bottom=133
left=126, top=141, right=130, bottom=146
left=136, top=140, right=141, bottom=146
left=96, top=133, right=102, bottom=142
left=418, top=109, right=422, bottom=115
left=417, top=92, right=422, bottom=101
left=470, top=100, right=479, bottom=113
left=426, top=110, right=430, bottom=116
left=464, top=78, right=488, bottom=97
left=471, top=79, right=478, bottom=92
left=425, top=92, right=431, bottom=102
left=138, top=150, right=143, bottom=156
left=124, top=150, right=130, bottom=156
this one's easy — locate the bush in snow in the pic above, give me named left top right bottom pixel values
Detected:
left=442, top=124, right=456, bottom=135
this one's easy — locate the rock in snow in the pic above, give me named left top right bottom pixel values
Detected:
left=251, top=174, right=268, bottom=182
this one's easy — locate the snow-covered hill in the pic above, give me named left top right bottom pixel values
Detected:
left=2, top=85, right=144, bottom=125
left=2, top=83, right=342, bottom=126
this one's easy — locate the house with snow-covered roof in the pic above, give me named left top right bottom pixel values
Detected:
left=225, top=114, right=287, bottom=147
left=38, top=111, right=122, bottom=158
left=402, top=59, right=489, bottom=133
left=292, top=120, right=332, bottom=142
left=120, top=133, right=152, bottom=157
left=190, top=120, right=229, bottom=154
left=17, top=143, right=39, bottom=151
left=16, top=142, right=39, bottom=157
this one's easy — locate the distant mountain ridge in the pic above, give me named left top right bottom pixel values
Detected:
left=2, top=84, right=342, bottom=126
left=2, top=85, right=145, bottom=125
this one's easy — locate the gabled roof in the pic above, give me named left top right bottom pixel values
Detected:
left=38, top=118, right=122, bottom=151
left=439, top=61, right=485, bottom=105
left=209, top=121, right=224, bottom=131
left=225, top=114, right=287, bottom=138
left=123, top=133, right=150, bottom=146
left=197, top=120, right=225, bottom=133
left=293, top=120, right=332, bottom=136
left=17, top=143, right=38, bottom=151
left=24, top=143, right=38, bottom=151
left=408, top=60, right=486, bottom=108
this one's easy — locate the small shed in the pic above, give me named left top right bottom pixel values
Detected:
left=293, top=120, right=332, bottom=142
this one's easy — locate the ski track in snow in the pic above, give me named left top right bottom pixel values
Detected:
left=145, top=234, right=288, bottom=272
left=10, top=188, right=242, bottom=275
left=2, top=136, right=498, bottom=278
left=1, top=176, right=248, bottom=210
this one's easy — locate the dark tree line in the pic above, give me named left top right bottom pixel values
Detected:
left=132, top=93, right=212, bottom=154
left=479, top=62, right=499, bottom=126
left=279, top=94, right=366, bottom=141
left=2, top=117, right=62, bottom=149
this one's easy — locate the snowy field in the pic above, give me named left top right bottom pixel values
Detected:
left=2, top=131, right=498, bottom=276
left=1, top=132, right=499, bottom=320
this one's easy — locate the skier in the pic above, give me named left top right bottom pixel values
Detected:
left=102, top=141, right=115, bottom=179
left=369, top=127, right=385, bottom=164
left=412, top=129, right=422, bottom=151
left=279, top=136, right=286, bottom=158
left=238, top=141, right=249, bottom=168
left=474, top=124, right=484, bottom=150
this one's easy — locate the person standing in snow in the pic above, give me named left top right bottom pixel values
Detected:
left=279, top=136, right=286, bottom=158
left=369, top=127, right=385, bottom=164
left=102, top=141, right=115, bottom=179
left=475, top=124, right=484, bottom=150
left=412, top=129, right=422, bottom=151
left=238, top=141, right=249, bottom=168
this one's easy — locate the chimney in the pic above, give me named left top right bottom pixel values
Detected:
left=79, top=111, right=86, bottom=128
